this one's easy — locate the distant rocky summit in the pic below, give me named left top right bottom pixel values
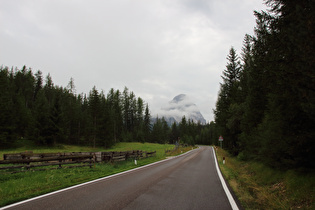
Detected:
left=157, top=94, right=206, bottom=125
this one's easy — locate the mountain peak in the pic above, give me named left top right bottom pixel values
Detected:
left=171, top=94, right=187, bottom=103
left=159, top=94, right=206, bottom=125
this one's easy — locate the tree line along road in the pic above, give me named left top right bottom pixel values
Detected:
left=2, top=146, right=240, bottom=210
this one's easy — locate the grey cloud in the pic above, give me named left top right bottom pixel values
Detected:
left=0, top=0, right=267, bottom=122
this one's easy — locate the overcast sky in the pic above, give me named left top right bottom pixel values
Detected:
left=0, top=0, right=267, bottom=122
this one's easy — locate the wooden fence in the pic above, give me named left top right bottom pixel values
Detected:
left=95, top=150, right=156, bottom=162
left=0, top=150, right=156, bottom=173
left=0, top=152, right=94, bottom=173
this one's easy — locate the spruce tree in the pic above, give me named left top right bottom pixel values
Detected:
left=88, top=86, right=101, bottom=147
left=143, top=103, right=151, bottom=142
left=0, top=67, right=16, bottom=147
left=214, top=47, right=242, bottom=154
left=256, top=0, right=315, bottom=168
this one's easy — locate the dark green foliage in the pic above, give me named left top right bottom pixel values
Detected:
left=0, top=65, right=219, bottom=149
left=0, top=67, right=16, bottom=147
left=143, top=104, right=151, bottom=143
left=169, top=122, right=179, bottom=144
left=0, top=66, right=150, bottom=148
left=32, top=89, right=50, bottom=145
left=214, top=0, right=315, bottom=170
left=167, top=116, right=216, bottom=146
left=150, top=117, right=169, bottom=144
left=106, top=88, right=123, bottom=144
left=214, top=47, right=242, bottom=155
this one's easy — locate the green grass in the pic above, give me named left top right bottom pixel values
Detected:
left=0, top=140, right=106, bottom=160
left=215, top=147, right=315, bottom=209
left=105, top=142, right=175, bottom=157
left=0, top=142, right=177, bottom=207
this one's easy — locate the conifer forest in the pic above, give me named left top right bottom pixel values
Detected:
left=0, top=0, right=314, bottom=170
left=214, top=0, right=314, bottom=170
left=0, top=65, right=214, bottom=149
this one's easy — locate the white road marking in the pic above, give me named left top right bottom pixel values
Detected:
left=212, top=146, right=239, bottom=210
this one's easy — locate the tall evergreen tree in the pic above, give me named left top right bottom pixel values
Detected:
left=214, top=47, right=242, bottom=154
left=88, top=86, right=101, bottom=147
left=33, top=89, right=50, bottom=145
left=0, top=67, right=16, bottom=147
left=106, top=88, right=123, bottom=143
left=143, top=103, right=151, bottom=142
left=213, top=0, right=315, bottom=169
left=48, top=92, right=64, bottom=145
left=34, top=70, right=43, bottom=101
left=256, top=0, right=315, bottom=168
left=169, top=122, right=179, bottom=144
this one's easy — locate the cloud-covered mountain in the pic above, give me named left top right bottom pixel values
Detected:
left=157, top=94, right=207, bottom=125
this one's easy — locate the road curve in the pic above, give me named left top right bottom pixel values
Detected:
left=2, top=146, right=240, bottom=210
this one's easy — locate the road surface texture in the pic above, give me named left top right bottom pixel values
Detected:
left=2, top=146, right=240, bottom=210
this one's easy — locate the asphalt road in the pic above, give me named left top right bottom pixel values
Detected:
left=3, top=146, right=240, bottom=210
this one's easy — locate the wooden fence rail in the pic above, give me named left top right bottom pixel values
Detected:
left=3, top=152, right=94, bottom=160
left=145, top=151, right=156, bottom=157
left=0, top=154, right=94, bottom=173
left=1, top=150, right=156, bottom=173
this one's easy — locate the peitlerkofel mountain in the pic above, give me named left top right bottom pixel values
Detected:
left=158, top=94, right=206, bottom=125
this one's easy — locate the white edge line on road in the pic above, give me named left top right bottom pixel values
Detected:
left=212, top=147, right=239, bottom=210
left=1, top=148, right=198, bottom=210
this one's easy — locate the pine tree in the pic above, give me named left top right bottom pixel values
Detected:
left=134, top=97, right=145, bottom=143
left=88, top=86, right=100, bottom=147
left=107, top=88, right=123, bottom=143
left=34, top=70, right=43, bottom=101
left=122, top=87, right=131, bottom=134
left=98, top=90, right=115, bottom=148
left=214, top=47, right=242, bottom=154
left=151, top=117, right=162, bottom=143
left=256, top=0, right=315, bottom=168
left=48, top=92, right=64, bottom=145
left=143, top=103, right=151, bottom=142
left=151, top=117, right=169, bottom=144
left=0, top=67, right=16, bottom=147
left=222, top=48, right=241, bottom=102
left=13, top=66, right=35, bottom=137
left=179, top=115, right=187, bottom=140
left=169, top=122, right=179, bottom=144
left=44, top=73, right=54, bottom=107
left=67, top=77, right=76, bottom=95
left=161, top=117, right=170, bottom=144
left=33, top=89, right=50, bottom=145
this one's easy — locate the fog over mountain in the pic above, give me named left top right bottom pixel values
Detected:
left=158, top=94, right=207, bottom=125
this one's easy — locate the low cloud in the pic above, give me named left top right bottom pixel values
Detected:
left=157, top=94, right=206, bottom=123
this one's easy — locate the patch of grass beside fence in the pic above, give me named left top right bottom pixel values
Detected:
left=105, top=142, right=175, bottom=158
left=215, top=147, right=315, bottom=209
left=0, top=142, right=178, bottom=207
